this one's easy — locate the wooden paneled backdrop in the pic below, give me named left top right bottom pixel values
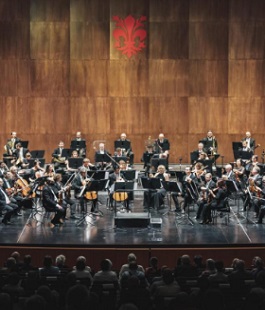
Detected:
left=0, top=0, right=265, bottom=164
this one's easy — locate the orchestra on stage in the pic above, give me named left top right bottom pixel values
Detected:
left=1, top=130, right=265, bottom=227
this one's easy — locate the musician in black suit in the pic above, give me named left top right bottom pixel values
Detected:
left=201, top=130, right=218, bottom=156
left=195, top=173, right=216, bottom=220
left=181, top=166, right=198, bottom=211
left=53, top=173, right=78, bottom=219
left=0, top=178, right=18, bottom=225
left=143, top=165, right=169, bottom=210
left=154, top=133, right=170, bottom=157
left=4, top=132, right=21, bottom=156
left=200, top=179, right=228, bottom=225
left=114, top=133, right=134, bottom=166
left=241, top=131, right=255, bottom=152
left=13, top=143, right=29, bottom=167
left=72, top=167, right=97, bottom=212
left=71, top=131, right=86, bottom=157
left=52, top=141, right=67, bottom=171
left=42, top=177, right=66, bottom=226
left=94, top=143, right=111, bottom=170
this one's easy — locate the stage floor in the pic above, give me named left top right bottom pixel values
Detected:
left=1, top=192, right=265, bottom=248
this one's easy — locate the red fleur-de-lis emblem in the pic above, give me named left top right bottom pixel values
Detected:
left=112, top=15, right=147, bottom=58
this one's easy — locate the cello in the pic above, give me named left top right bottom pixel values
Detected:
left=15, top=173, right=35, bottom=198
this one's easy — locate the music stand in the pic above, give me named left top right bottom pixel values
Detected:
left=226, top=179, right=249, bottom=223
left=30, top=150, right=45, bottom=158
left=141, top=177, right=162, bottom=214
left=76, top=179, right=107, bottom=226
left=190, top=151, right=198, bottom=164
left=28, top=158, right=45, bottom=169
left=87, top=170, right=109, bottom=180
left=20, top=140, right=29, bottom=148
left=240, top=151, right=253, bottom=160
left=114, top=140, right=131, bottom=151
left=70, top=140, right=86, bottom=150
left=143, top=153, right=154, bottom=175
left=26, top=176, right=48, bottom=226
left=113, top=181, right=135, bottom=214
left=62, top=148, right=74, bottom=159
left=111, top=156, right=128, bottom=169
left=162, top=181, right=182, bottom=215
left=150, top=158, right=168, bottom=172
left=120, top=170, right=137, bottom=181
left=95, top=153, right=111, bottom=165
left=68, top=157, right=83, bottom=170
left=175, top=171, right=185, bottom=183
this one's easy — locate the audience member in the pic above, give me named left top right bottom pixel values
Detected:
left=208, top=260, right=228, bottom=286
left=39, top=255, right=60, bottom=276
left=93, top=259, right=118, bottom=283
left=174, top=254, right=198, bottom=278
left=119, top=253, right=144, bottom=280
left=145, top=256, right=161, bottom=284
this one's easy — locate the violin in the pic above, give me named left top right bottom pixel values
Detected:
left=249, top=179, right=261, bottom=198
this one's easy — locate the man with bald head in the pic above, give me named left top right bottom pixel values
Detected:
left=114, top=133, right=134, bottom=166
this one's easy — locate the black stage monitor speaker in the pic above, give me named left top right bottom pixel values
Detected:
left=114, top=212, right=150, bottom=228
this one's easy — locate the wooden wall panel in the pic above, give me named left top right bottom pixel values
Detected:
left=70, top=97, right=111, bottom=135
left=229, top=0, right=265, bottom=21
left=229, top=60, right=264, bottom=97
left=190, top=0, right=229, bottom=22
left=109, top=97, right=148, bottom=135
left=189, top=22, right=228, bottom=60
left=30, top=22, right=69, bottom=60
left=149, top=0, right=189, bottom=22
left=109, top=60, right=149, bottom=97
left=156, top=97, right=189, bottom=134
left=70, top=0, right=110, bottom=22
left=30, top=0, right=70, bottom=22
left=29, top=60, right=69, bottom=97
left=188, top=97, right=228, bottom=134
left=70, top=22, right=110, bottom=60
left=110, top=0, right=148, bottom=18
left=189, top=61, right=228, bottom=96
left=228, top=98, right=265, bottom=134
left=229, top=22, right=265, bottom=59
left=0, top=0, right=30, bottom=21
left=149, top=22, right=188, bottom=60
left=148, top=60, right=189, bottom=97
left=0, top=60, right=18, bottom=96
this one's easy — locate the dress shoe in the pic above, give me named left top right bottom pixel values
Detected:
left=200, top=221, right=206, bottom=225
left=16, top=212, right=22, bottom=216
left=255, top=221, right=262, bottom=224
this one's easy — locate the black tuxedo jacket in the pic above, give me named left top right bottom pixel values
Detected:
left=241, top=137, right=255, bottom=150
left=42, top=185, right=57, bottom=211
left=155, top=139, right=170, bottom=152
